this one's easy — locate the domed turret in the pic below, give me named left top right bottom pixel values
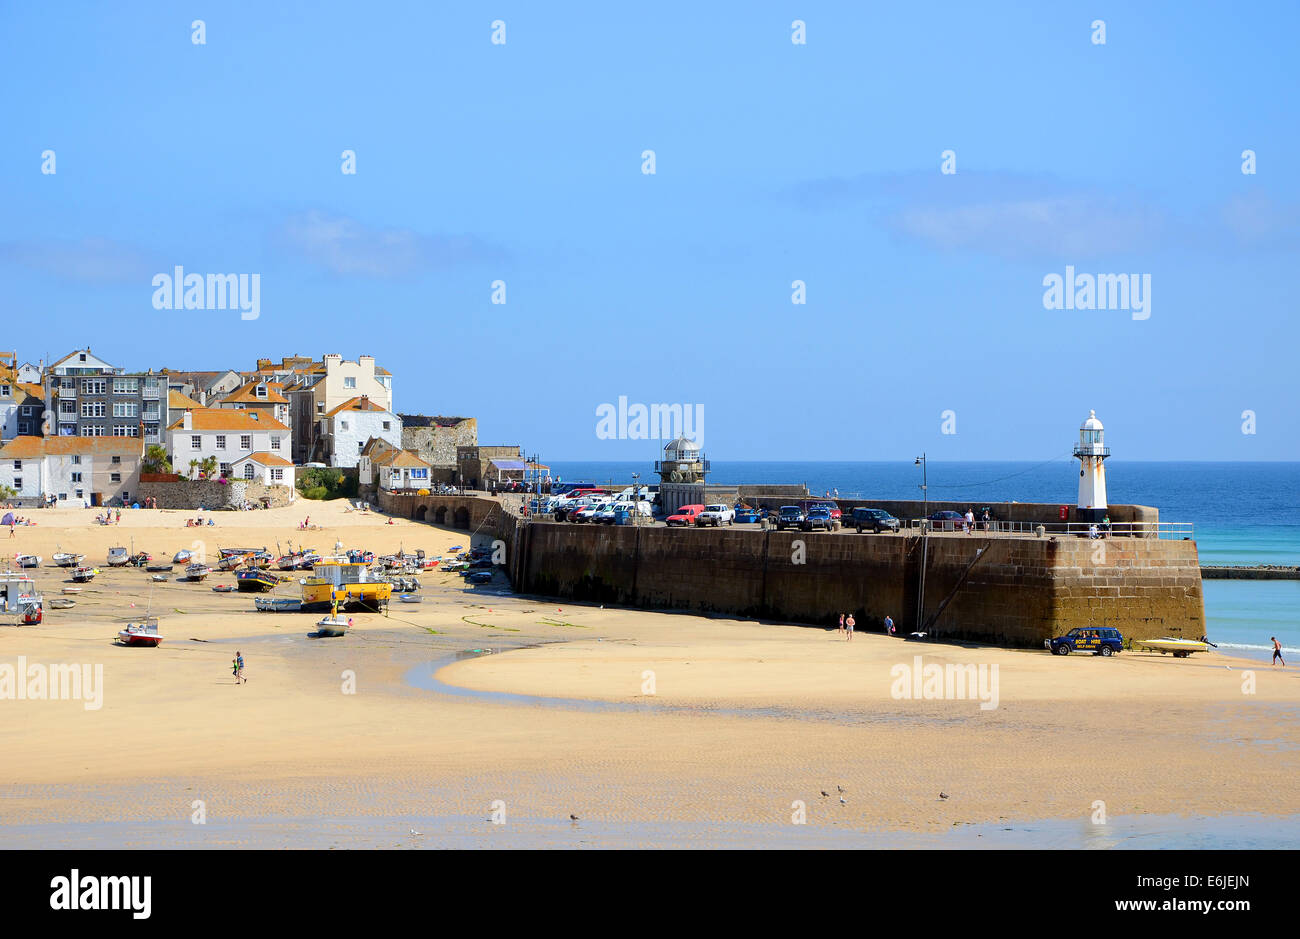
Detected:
left=1073, top=409, right=1110, bottom=521
left=656, top=436, right=707, bottom=484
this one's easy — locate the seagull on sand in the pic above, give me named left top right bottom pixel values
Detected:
left=939, top=792, right=949, bottom=800
left=837, top=785, right=845, bottom=794
left=838, top=796, right=847, bottom=806
left=569, top=814, right=580, bottom=821
left=409, top=828, right=423, bottom=836
left=820, top=791, right=829, bottom=798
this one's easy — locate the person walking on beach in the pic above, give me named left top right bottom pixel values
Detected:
left=845, top=613, right=855, bottom=642
left=234, top=651, right=247, bottom=684
left=1272, top=637, right=1285, bottom=667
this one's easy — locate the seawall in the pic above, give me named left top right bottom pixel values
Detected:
left=379, top=492, right=1204, bottom=647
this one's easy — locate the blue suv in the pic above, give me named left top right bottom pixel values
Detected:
left=1046, top=627, right=1123, bottom=656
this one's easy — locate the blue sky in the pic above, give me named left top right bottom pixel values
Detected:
left=2, top=1, right=1297, bottom=462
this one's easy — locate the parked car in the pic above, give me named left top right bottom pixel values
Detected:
left=733, top=507, right=761, bottom=524
left=1046, top=627, right=1123, bottom=656
left=595, top=504, right=621, bottom=524
left=802, top=499, right=842, bottom=521
left=775, top=506, right=806, bottom=531
left=666, top=504, right=705, bottom=527
left=928, top=510, right=966, bottom=531
left=697, top=504, right=735, bottom=527
left=801, top=508, right=835, bottom=532
left=852, top=507, right=900, bottom=533
left=570, top=502, right=608, bottom=523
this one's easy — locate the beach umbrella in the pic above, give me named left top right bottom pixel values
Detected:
left=1, top=512, right=13, bottom=526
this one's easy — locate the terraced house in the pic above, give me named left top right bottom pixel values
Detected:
left=47, top=348, right=168, bottom=443
left=0, top=436, right=144, bottom=506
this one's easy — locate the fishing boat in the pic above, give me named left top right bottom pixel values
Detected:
left=300, top=559, right=392, bottom=613
left=116, top=617, right=164, bottom=648
left=15, top=554, right=41, bottom=569
left=49, top=597, right=76, bottom=610
left=1131, top=637, right=1211, bottom=658
left=71, top=566, right=98, bottom=583
left=236, top=569, right=283, bottom=593
left=185, top=563, right=212, bottom=582
left=254, top=597, right=302, bottom=613
left=145, top=563, right=172, bottom=572
left=276, top=550, right=319, bottom=571
left=314, top=614, right=350, bottom=637
left=53, top=551, right=84, bottom=568
left=172, top=549, right=193, bottom=565
left=106, top=546, right=129, bottom=567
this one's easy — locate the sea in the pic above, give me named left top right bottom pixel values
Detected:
left=546, top=461, right=1300, bottom=662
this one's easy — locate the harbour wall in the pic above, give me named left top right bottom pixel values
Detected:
left=379, top=492, right=1204, bottom=646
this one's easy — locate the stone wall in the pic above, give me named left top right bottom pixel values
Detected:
left=137, top=478, right=296, bottom=510
left=400, top=417, right=477, bottom=468
left=746, top=496, right=1159, bottom=529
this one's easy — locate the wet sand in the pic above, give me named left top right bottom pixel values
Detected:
left=2, top=501, right=1298, bottom=848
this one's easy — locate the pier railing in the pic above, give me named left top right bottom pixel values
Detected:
left=901, top=519, right=1194, bottom=540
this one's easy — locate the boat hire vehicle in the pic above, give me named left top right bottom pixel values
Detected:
left=15, top=554, right=41, bottom=569
left=53, top=551, right=84, bottom=568
left=186, top=563, right=212, bottom=582
left=300, top=559, right=392, bottom=613
left=106, top=547, right=130, bottom=567
left=71, top=566, right=98, bottom=583
left=236, top=569, right=283, bottom=593
left=1, top=570, right=44, bottom=624
left=117, top=617, right=164, bottom=648
left=1130, top=637, right=1211, bottom=658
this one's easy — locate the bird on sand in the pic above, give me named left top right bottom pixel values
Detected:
left=837, top=785, right=845, bottom=794
left=838, top=796, right=847, bottom=806
left=820, top=791, right=829, bottom=798
left=939, top=792, right=949, bottom=800
left=409, top=828, right=423, bottom=835
left=569, top=814, right=580, bottom=821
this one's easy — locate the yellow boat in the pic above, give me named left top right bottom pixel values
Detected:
left=300, top=558, right=392, bottom=613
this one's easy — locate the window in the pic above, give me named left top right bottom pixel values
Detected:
left=18, top=423, right=30, bottom=434
left=215, top=435, right=226, bottom=450
left=71, top=455, right=81, bottom=465
left=113, top=378, right=138, bottom=395
left=340, top=420, right=349, bottom=431
left=83, top=425, right=106, bottom=437
left=13, top=478, right=21, bottom=489
left=219, top=463, right=231, bottom=477
left=10, top=460, right=19, bottom=470
left=111, top=473, right=121, bottom=483
left=270, top=436, right=281, bottom=450
left=75, top=489, right=83, bottom=499
left=344, top=377, right=356, bottom=388
left=271, top=468, right=284, bottom=481
left=113, top=425, right=138, bottom=437
left=20, top=405, right=34, bottom=416
left=0, top=384, right=9, bottom=397
left=81, top=379, right=106, bottom=395
left=81, top=402, right=105, bottom=417
left=382, top=421, right=391, bottom=431
left=59, top=400, right=76, bottom=414
left=240, top=435, right=251, bottom=450
left=243, top=464, right=255, bottom=479
left=112, top=402, right=138, bottom=418
left=358, top=441, right=365, bottom=453
left=71, top=472, right=82, bottom=483
left=191, top=435, right=201, bottom=449
left=256, top=385, right=267, bottom=397
left=411, top=468, right=428, bottom=479
left=111, top=455, right=121, bottom=464
left=58, top=493, right=66, bottom=501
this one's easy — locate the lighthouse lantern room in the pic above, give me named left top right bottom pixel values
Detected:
left=1073, top=409, right=1109, bottom=523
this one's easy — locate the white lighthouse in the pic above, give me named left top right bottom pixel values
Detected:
left=1073, top=409, right=1109, bottom=522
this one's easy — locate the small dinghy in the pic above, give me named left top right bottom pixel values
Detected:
left=151, top=574, right=169, bottom=582
left=49, top=597, right=77, bottom=609
left=145, top=563, right=172, bottom=572
left=185, top=563, right=211, bottom=582
left=15, top=554, right=41, bottom=569
left=1131, top=637, right=1211, bottom=658
left=53, top=552, right=84, bottom=567
left=61, top=586, right=82, bottom=595
left=117, top=618, right=164, bottom=648
left=254, top=597, right=302, bottom=613
left=211, top=584, right=237, bottom=593
left=398, top=594, right=422, bottom=603
left=173, top=549, right=193, bottom=565
left=314, top=614, right=350, bottom=638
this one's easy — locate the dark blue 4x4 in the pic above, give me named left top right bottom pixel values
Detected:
left=1046, top=627, right=1123, bottom=656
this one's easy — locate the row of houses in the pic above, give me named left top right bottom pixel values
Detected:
left=1, top=348, right=541, bottom=505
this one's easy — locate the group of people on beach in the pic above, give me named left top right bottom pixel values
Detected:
left=184, top=516, right=215, bottom=527
left=836, top=612, right=895, bottom=640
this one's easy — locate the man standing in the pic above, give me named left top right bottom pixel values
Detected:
left=884, top=614, right=894, bottom=636
left=1272, top=637, right=1286, bottom=667
left=964, top=508, right=975, bottom=534
left=845, top=613, right=855, bottom=642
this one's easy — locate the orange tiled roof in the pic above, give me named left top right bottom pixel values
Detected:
left=169, top=390, right=203, bottom=410
left=373, top=448, right=430, bottom=469
left=324, top=395, right=389, bottom=418
left=166, top=408, right=289, bottom=432
left=233, top=451, right=293, bottom=467
left=222, top=381, right=289, bottom=405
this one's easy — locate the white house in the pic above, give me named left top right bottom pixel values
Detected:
left=228, top=451, right=295, bottom=488
left=166, top=408, right=291, bottom=480
left=358, top=438, right=432, bottom=492
left=319, top=396, right=401, bottom=468
left=0, top=436, right=144, bottom=506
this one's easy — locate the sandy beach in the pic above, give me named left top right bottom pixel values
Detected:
left=2, top=500, right=1298, bottom=848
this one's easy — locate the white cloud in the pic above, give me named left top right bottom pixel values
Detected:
left=280, top=210, right=505, bottom=277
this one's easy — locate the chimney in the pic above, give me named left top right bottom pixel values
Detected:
left=182, top=410, right=192, bottom=430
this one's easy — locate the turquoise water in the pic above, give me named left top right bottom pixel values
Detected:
left=551, top=461, right=1300, bottom=660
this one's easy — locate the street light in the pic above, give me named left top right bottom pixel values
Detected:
left=915, top=454, right=928, bottom=634
left=631, top=472, right=640, bottom=526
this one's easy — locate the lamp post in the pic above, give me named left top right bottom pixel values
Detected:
left=631, top=472, right=640, bottom=526
left=915, top=454, right=928, bottom=633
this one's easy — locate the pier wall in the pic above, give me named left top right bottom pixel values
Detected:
left=379, top=492, right=1204, bottom=647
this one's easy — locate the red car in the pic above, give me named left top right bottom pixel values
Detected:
left=666, top=504, right=705, bottom=527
